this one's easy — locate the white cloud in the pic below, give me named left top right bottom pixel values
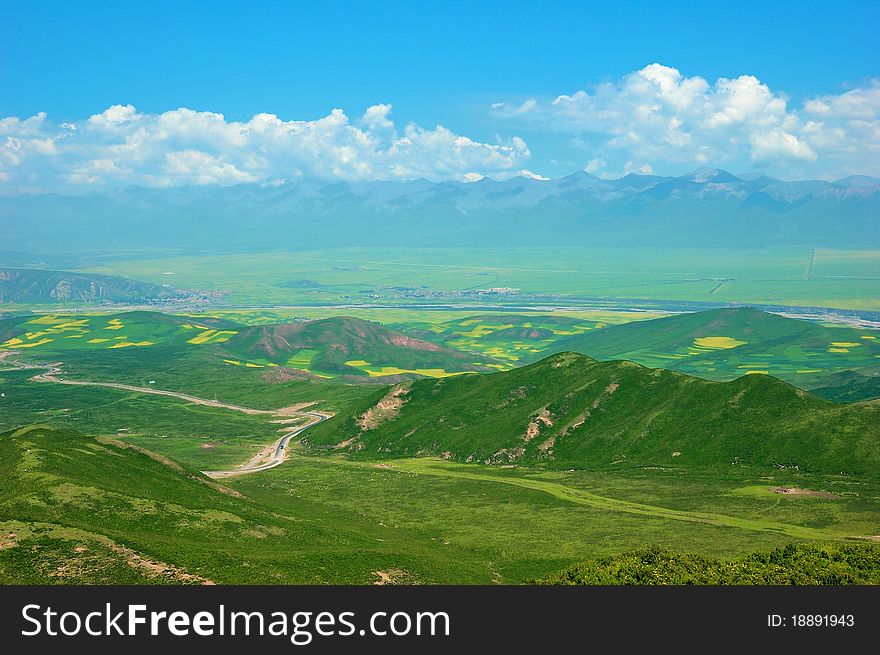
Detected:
left=499, top=98, right=538, bottom=116
left=163, top=150, right=258, bottom=186
left=624, top=161, right=654, bottom=175
left=0, top=104, right=530, bottom=192
left=88, top=104, right=138, bottom=126
left=516, top=169, right=549, bottom=180
left=749, top=130, right=817, bottom=162
left=360, top=103, right=395, bottom=131
left=584, top=158, right=606, bottom=174
left=492, top=64, right=880, bottom=178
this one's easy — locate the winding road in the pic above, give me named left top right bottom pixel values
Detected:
left=3, top=352, right=332, bottom=478
left=204, top=411, right=330, bottom=478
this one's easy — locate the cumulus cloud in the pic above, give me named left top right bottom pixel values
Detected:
left=492, top=64, right=880, bottom=179
left=0, top=104, right=530, bottom=192
left=515, top=169, right=550, bottom=181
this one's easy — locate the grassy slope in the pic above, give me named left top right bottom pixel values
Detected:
left=0, top=311, right=436, bottom=413
left=305, top=352, right=880, bottom=476
left=811, top=371, right=880, bottom=403
left=0, top=425, right=495, bottom=584
left=547, top=307, right=880, bottom=398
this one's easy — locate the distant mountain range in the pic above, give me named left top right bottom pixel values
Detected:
left=3, top=168, right=878, bottom=253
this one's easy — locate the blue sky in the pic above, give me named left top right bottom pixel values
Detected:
left=2, top=0, right=878, bottom=190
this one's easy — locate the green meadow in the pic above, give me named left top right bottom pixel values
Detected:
left=68, top=246, right=880, bottom=310
left=0, top=368, right=291, bottom=469
left=2, top=416, right=878, bottom=584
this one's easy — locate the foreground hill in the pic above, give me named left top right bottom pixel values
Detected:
left=0, top=424, right=289, bottom=583
left=304, top=352, right=880, bottom=476
left=548, top=307, right=880, bottom=400
left=0, top=425, right=487, bottom=584
left=0, top=268, right=181, bottom=303
left=225, top=316, right=499, bottom=377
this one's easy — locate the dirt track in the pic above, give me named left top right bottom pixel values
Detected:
left=33, top=369, right=276, bottom=415
left=204, top=412, right=329, bottom=478
left=6, top=353, right=331, bottom=478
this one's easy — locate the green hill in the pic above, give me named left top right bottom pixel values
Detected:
left=304, top=352, right=880, bottom=476
left=0, top=424, right=297, bottom=584
left=548, top=307, right=880, bottom=399
left=810, top=371, right=880, bottom=403
left=0, top=268, right=181, bottom=303
left=0, top=425, right=486, bottom=584
left=225, top=316, right=499, bottom=377
left=0, top=311, right=498, bottom=384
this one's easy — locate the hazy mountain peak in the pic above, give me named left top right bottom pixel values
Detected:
left=834, top=175, right=880, bottom=188
left=679, top=168, right=740, bottom=183
left=735, top=172, right=777, bottom=183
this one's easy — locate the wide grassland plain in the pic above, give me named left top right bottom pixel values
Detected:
left=65, top=246, right=880, bottom=311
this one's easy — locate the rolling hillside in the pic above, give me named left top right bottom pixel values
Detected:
left=0, top=425, right=484, bottom=584
left=548, top=307, right=880, bottom=399
left=0, top=311, right=497, bottom=382
left=0, top=268, right=181, bottom=303
left=810, top=371, right=880, bottom=404
left=0, top=424, right=294, bottom=584
left=225, top=316, right=499, bottom=377
left=304, top=352, right=880, bottom=476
